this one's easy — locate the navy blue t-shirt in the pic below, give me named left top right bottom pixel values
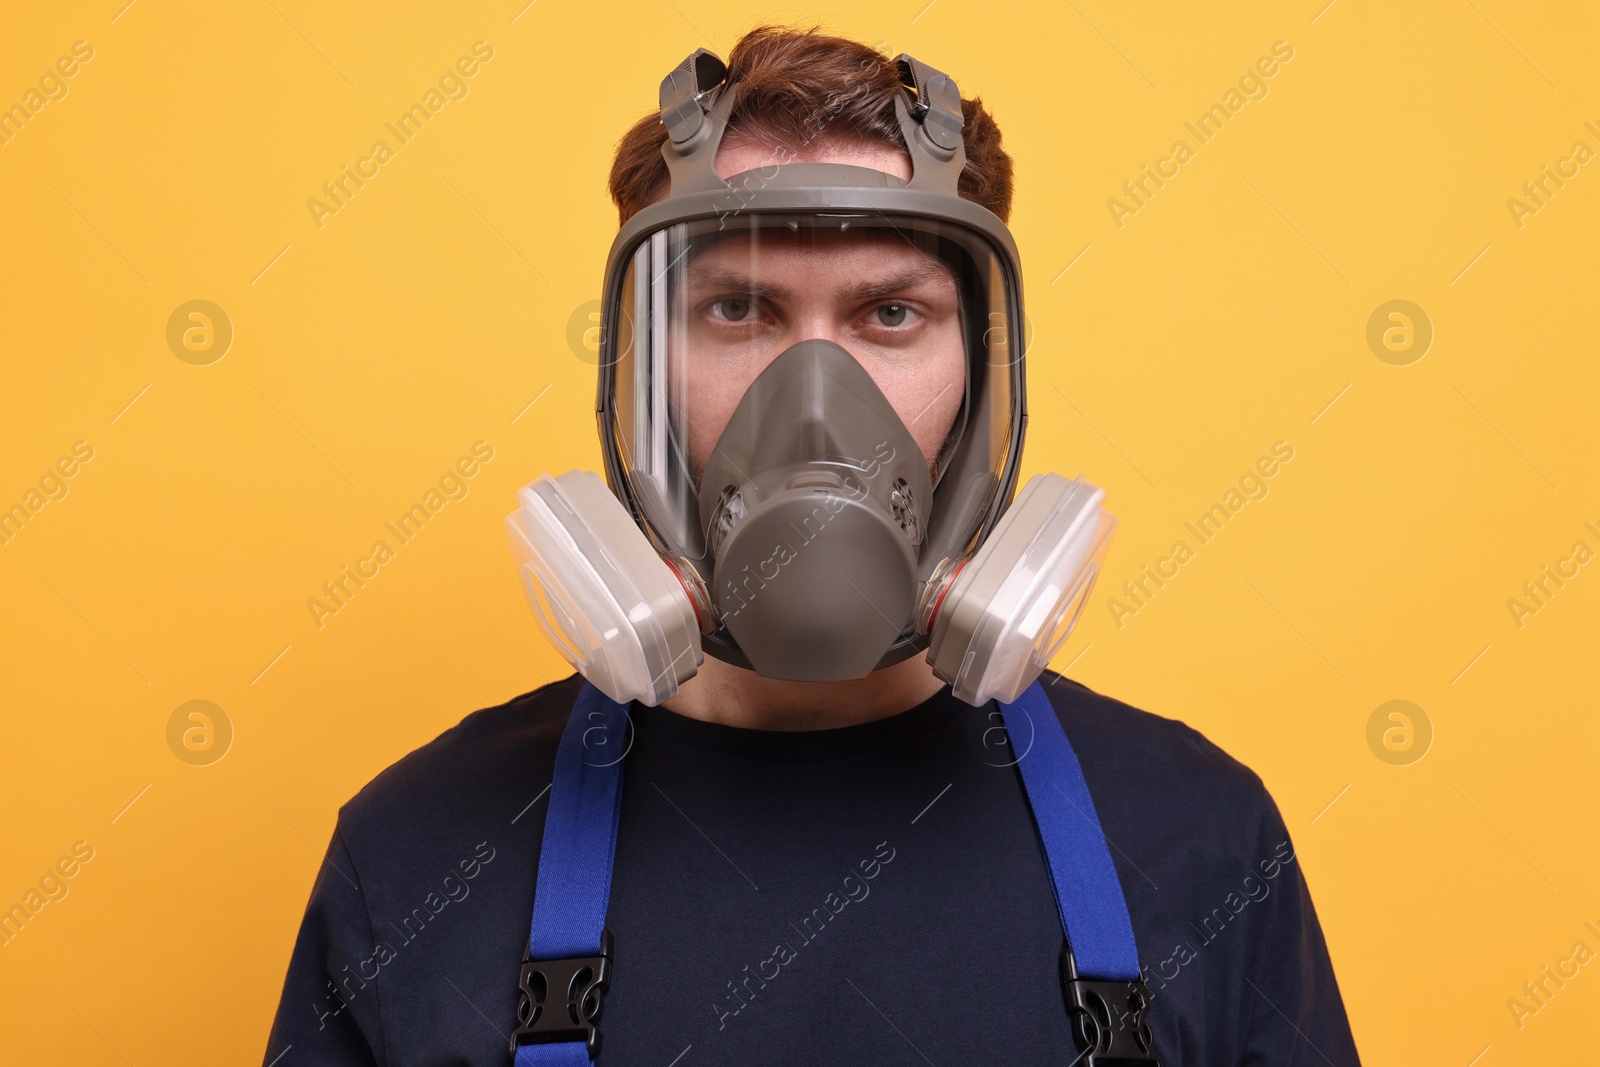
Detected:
left=262, top=670, right=1360, bottom=1065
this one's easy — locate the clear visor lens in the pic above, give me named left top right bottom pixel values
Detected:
left=604, top=211, right=1019, bottom=565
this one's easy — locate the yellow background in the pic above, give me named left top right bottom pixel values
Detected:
left=1, top=0, right=1595, bottom=1062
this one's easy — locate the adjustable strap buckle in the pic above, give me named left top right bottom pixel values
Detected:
left=1059, top=944, right=1162, bottom=1066
left=894, top=54, right=964, bottom=153
left=509, top=928, right=613, bottom=1059
left=659, top=48, right=729, bottom=145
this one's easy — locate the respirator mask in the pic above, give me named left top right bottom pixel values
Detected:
left=506, top=49, right=1115, bottom=707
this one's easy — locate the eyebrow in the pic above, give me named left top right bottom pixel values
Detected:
left=684, top=258, right=956, bottom=302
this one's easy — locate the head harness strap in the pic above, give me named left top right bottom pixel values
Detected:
left=654, top=47, right=969, bottom=197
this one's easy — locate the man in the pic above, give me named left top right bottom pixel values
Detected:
left=263, top=25, right=1360, bottom=1066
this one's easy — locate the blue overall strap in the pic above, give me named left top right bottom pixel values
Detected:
left=999, top=679, right=1141, bottom=979
left=1000, top=680, right=1161, bottom=1064
left=510, top=681, right=630, bottom=1067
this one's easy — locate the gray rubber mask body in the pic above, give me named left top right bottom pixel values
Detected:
left=697, top=340, right=935, bottom=681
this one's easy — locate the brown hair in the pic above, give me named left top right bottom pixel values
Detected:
left=607, top=24, right=1014, bottom=227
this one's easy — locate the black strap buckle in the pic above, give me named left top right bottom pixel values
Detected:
left=509, top=928, right=613, bottom=1059
left=1059, top=944, right=1162, bottom=1066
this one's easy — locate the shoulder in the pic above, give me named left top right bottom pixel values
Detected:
left=1031, top=682, right=1354, bottom=1058
left=334, top=673, right=586, bottom=867
left=1035, top=668, right=1267, bottom=806
left=1033, top=669, right=1283, bottom=882
left=274, top=676, right=588, bottom=1060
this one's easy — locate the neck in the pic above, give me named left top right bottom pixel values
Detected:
left=658, top=652, right=949, bottom=731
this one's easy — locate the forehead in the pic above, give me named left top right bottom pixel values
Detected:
left=686, top=228, right=957, bottom=283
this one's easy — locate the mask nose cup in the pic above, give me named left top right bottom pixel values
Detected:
left=697, top=339, right=935, bottom=681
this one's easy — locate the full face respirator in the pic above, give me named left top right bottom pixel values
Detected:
left=505, top=50, right=1116, bottom=708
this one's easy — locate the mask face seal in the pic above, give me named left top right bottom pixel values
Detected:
left=599, top=205, right=1021, bottom=680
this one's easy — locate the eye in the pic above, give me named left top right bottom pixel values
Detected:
left=711, top=297, right=753, bottom=322
left=874, top=303, right=912, bottom=327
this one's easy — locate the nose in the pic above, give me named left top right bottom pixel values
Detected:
left=788, top=305, right=847, bottom=351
